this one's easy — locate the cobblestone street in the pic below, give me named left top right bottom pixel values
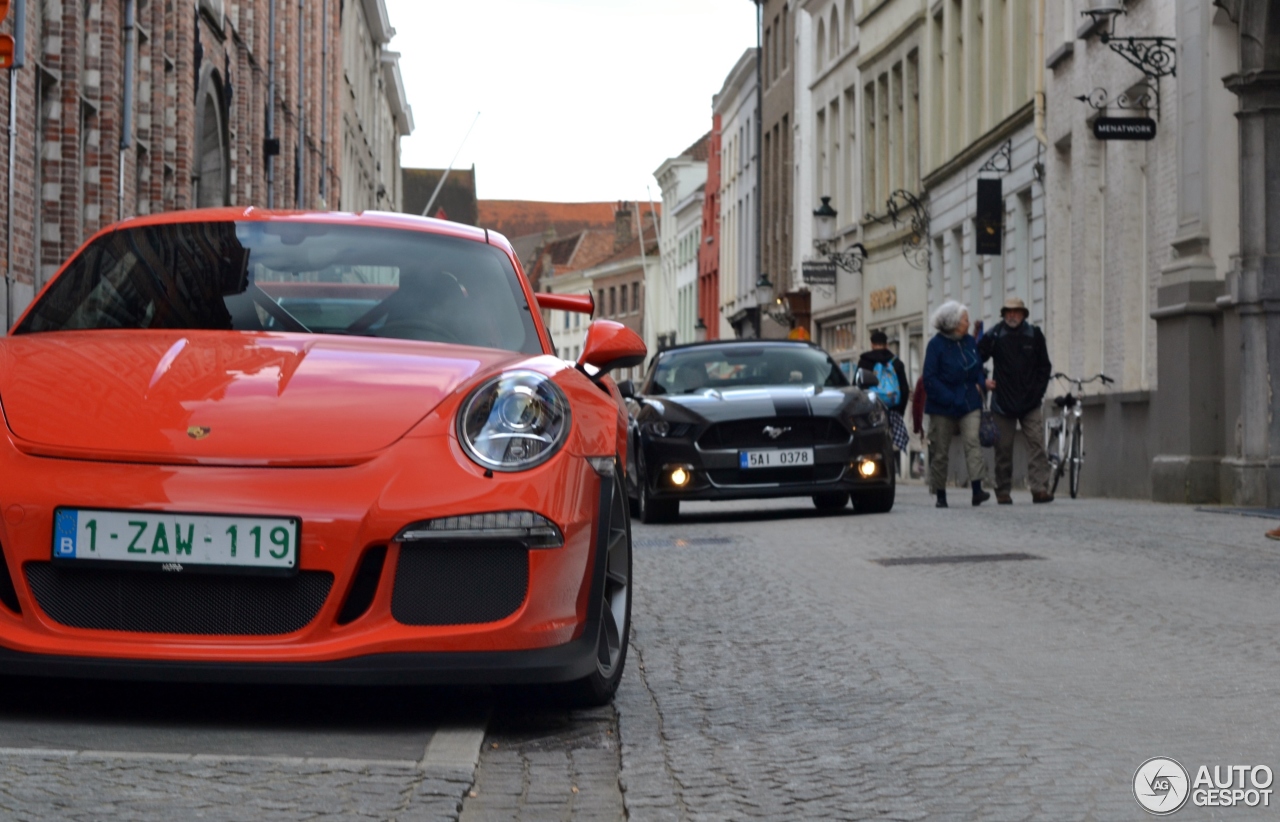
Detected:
left=0, top=491, right=1277, bottom=819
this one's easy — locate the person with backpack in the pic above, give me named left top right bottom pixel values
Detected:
left=977, top=297, right=1054, bottom=504
left=858, top=331, right=910, bottom=465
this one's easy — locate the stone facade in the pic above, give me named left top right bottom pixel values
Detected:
left=654, top=133, right=708, bottom=349
left=0, top=0, right=410, bottom=329
left=714, top=48, right=761, bottom=339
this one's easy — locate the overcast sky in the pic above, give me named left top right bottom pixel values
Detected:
left=382, top=0, right=757, bottom=203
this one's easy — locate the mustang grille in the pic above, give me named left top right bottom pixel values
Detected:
left=25, top=563, right=332, bottom=635
left=392, top=540, right=528, bottom=626
left=697, top=418, right=851, bottom=450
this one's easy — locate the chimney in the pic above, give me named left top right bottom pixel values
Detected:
left=614, top=201, right=633, bottom=252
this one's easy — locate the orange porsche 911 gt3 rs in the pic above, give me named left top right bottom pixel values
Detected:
left=0, top=208, right=645, bottom=705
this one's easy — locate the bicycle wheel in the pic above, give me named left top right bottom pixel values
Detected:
left=1046, top=421, right=1064, bottom=496
left=1068, top=422, right=1082, bottom=499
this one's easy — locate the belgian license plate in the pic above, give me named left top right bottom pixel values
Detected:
left=739, top=448, right=814, bottom=469
left=53, top=508, right=299, bottom=572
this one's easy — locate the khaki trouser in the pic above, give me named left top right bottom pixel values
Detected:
left=927, top=411, right=987, bottom=493
left=993, top=409, right=1051, bottom=495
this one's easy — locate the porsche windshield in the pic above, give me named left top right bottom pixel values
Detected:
left=15, top=221, right=542, bottom=354
left=649, top=346, right=848, bottom=394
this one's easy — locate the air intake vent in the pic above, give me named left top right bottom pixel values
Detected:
left=25, top=563, right=332, bottom=635
left=336, top=546, right=387, bottom=626
left=392, top=541, right=528, bottom=626
left=0, top=546, right=20, bottom=615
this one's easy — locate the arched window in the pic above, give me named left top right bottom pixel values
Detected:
left=194, top=71, right=229, bottom=207
left=845, top=0, right=855, bottom=45
left=830, top=7, right=841, bottom=58
left=815, top=18, right=826, bottom=71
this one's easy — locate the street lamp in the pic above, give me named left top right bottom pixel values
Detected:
left=755, top=273, right=794, bottom=329
left=812, top=197, right=868, bottom=274
left=755, top=273, right=774, bottom=308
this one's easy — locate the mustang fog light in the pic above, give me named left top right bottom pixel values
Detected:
left=458, top=370, right=571, bottom=472
left=664, top=464, right=694, bottom=488
left=858, top=459, right=878, bottom=478
left=396, top=511, right=564, bottom=548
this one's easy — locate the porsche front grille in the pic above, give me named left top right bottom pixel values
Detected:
left=24, top=563, right=333, bottom=635
left=392, top=540, right=528, bottom=626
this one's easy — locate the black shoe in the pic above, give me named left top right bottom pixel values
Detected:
left=936, top=498, right=949, bottom=508
left=972, top=490, right=991, bottom=507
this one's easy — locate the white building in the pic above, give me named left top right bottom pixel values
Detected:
left=341, top=0, right=413, bottom=212
left=796, top=0, right=865, bottom=375
left=714, top=49, right=761, bottom=339
left=654, top=135, right=710, bottom=349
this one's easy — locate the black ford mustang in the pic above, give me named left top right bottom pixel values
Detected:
left=619, top=340, right=895, bottom=523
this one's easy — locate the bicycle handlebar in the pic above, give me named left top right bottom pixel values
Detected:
left=1052, top=372, right=1114, bottom=388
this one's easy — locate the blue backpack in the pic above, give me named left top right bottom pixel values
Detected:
left=873, top=357, right=901, bottom=407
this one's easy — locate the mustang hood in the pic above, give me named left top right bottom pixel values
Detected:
left=651, top=385, right=858, bottom=423
left=0, top=331, right=524, bottom=465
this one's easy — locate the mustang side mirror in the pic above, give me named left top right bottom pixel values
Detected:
left=855, top=368, right=880, bottom=389
left=579, top=320, right=647, bottom=378
left=616, top=380, right=637, bottom=399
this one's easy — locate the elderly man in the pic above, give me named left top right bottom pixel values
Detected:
left=977, top=297, right=1054, bottom=503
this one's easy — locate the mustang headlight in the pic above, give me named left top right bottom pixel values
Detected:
left=458, top=371, right=571, bottom=471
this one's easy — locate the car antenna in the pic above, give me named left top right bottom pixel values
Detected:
left=422, top=111, right=481, bottom=218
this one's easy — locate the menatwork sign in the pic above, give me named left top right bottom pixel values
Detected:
left=1093, top=117, right=1157, bottom=141
left=802, top=261, right=838, bottom=286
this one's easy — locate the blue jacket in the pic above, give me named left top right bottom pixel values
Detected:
left=923, top=333, right=985, bottom=418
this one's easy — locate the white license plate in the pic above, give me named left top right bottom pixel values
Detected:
left=739, top=448, right=814, bottom=469
left=53, top=508, right=299, bottom=572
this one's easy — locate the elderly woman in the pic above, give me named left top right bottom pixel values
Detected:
left=922, top=300, right=991, bottom=508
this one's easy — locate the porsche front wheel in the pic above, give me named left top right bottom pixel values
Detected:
left=563, top=469, right=633, bottom=707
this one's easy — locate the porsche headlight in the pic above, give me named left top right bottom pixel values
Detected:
left=458, top=371, right=571, bottom=471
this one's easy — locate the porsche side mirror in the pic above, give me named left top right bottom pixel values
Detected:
left=579, top=320, right=647, bottom=377
left=855, top=368, right=880, bottom=389
left=616, top=379, right=637, bottom=399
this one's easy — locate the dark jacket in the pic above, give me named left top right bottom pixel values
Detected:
left=923, top=333, right=985, bottom=419
left=856, top=348, right=909, bottom=414
left=977, top=320, right=1052, bottom=418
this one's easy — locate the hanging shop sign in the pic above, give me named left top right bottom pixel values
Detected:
left=802, top=261, right=838, bottom=286
left=975, top=179, right=1003, bottom=256
left=1093, top=117, right=1157, bottom=141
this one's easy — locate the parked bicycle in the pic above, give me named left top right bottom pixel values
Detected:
left=1044, top=372, right=1114, bottom=498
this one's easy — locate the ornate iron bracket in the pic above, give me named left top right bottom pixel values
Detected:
left=1100, top=33, right=1176, bottom=79
left=979, top=140, right=1012, bottom=176
left=813, top=239, right=867, bottom=274
left=1075, top=80, right=1160, bottom=118
left=865, top=190, right=931, bottom=271
left=1079, top=8, right=1177, bottom=79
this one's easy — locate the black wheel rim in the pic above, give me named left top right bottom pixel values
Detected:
left=597, top=475, right=630, bottom=678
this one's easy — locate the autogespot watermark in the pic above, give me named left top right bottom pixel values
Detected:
left=1133, top=757, right=1274, bottom=815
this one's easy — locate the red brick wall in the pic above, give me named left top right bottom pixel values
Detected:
left=0, top=0, right=347, bottom=326
left=698, top=114, right=722, bottom=340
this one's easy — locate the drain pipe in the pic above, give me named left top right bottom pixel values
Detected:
left=119, top=0, right=136, bottom=220
left=319, top=0, right=327, bottom=206
left=1035, top=0, right=1048, bottom=148
left=6, top=0, right=26, bottom=331
left=266, top=0, right=276, bottom=208
left=295, top=0, right=304, bottom=208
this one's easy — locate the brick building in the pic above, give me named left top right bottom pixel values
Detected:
left=0, top=0, right=410, bottom=328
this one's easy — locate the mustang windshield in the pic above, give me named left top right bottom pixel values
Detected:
left=649, top=346, right=849, bottom=394
left=16, top=221, right=542, bottom=354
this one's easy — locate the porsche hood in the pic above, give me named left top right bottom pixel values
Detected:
left=0, top=331, right=526, bottom=465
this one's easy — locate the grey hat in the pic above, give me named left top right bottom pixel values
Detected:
left=1000, top=297, right=1029, bottom=317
